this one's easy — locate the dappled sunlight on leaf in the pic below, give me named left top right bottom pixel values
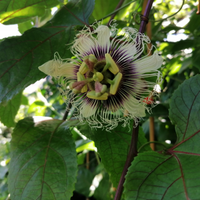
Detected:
left=124, top=75, right=200, bottom=200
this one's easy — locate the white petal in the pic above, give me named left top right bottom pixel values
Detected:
left=135, top=52, right=163, bottom=73
left=80, top=101, right=97, bottom=118
left=115, top=43, right=137, bottom=63
left=123, top=96, right=146, bottom=118
left=57, top=63, right=76, bottom=78
left=121, top=43, right=137, bottom=56
left=38, top=60, right=60, bottom=76
left=72, top=35, right=95, bottom=56
left=38, top=60, right=75, bottom=78
left=95, top=25, right=110, bottom=52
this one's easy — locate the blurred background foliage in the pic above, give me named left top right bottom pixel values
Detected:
left=0, top=0, right=199, bottom=199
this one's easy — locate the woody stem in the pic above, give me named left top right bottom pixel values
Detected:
left=114, top=0, right=154, bottom=200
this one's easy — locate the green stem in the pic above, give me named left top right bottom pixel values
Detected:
left=129, top=0, right=143, bottom=25
left=108, top=0, right=126, bottom=25
left=152, top=0, right=185, bottom=22
left=95, top=151, right=101, bottom=165
left=168, top=76, right=183, bottom=83
left=98, top=0, right=137, bottom=22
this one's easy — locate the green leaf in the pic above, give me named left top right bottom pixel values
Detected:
left=0, top=92, right=22, bottom=127
left=78, top=121, right=150, bottom=187
left=0, top=1, right=10, bottom=13
left=58, top=0, right=68, bottom=4
left=160, top=24, right=182, bottom=34
left=8, top=117, right=77, bottom=200
left=75, top=139, right=96, bottom=153
left=28, top=100, right=46, bottom=115
left=192, top=49, right=200, bottom=70
left=169, top=74, right=200, bottom=143
left=0, top=0, right=95, bottom=103
left=92, top=0, right=119, bottom=20
left=113, top=0, right=137, bottom=21
left=137, top=126, right=152, bottom=153
left=124, top=75, right=200, bottom=199
left=92, top=0, right=134, bottom=21
left=75, top=167, right=95, bottom=197
left=171, top=40, right=194, bottom=54
left=124, top=152, right=172, bottom=199
left=18, top=20, right=34, bottom=34
left=39, top=8, right=52, bottom=23
left=0, top=0, right=59, bottom=24
left=178, top=57, right=192, bottom=74
left=186, top=11, right=200, bottom=32
left=149, top=104, right=169, bottom=117
left=21, top=94, right=29, bottom=105
left=77, top=153, right=86, bottom=165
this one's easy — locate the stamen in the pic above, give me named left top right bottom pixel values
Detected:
left=105, top=53, right=119, bottom=75
left=95, top=81, right=103, bottom=93
left=79, top=62, right=89, bottom=74
left=101, top=85, right=107, bottom=93
left=69, top=81, right=75, bottom=89
left=88, top=54, right=98, bottom=63
left=96, top=92, right=101, bottom=97
left=83, top=55, right=89, bottom=61
left=72, top=81, right=88, bottom=93
left=110, top=73, right=122, bottom=95
left=95, top=82, right=108, bottom=94
left=77, top=72, right=86, bottom=81
left=84, top=54, right=98, bottom=72
left=76, top=72, right=88, bottom=93
left=81, top=85, right=88, bottom=93
left=72, top=88, right=80, bottom=94
left=87, top=91, right=108, bottom=100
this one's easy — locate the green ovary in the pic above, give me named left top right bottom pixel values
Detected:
left=72, top=53, right=122, bottom=100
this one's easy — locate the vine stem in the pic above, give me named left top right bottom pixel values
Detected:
left=197, top=0, right=200, bottom=14
left=139, top=0, right=154, bottom=33
left=114, top=0, right=154, bottom=199
left=62, top=102, right=72, bottom=121
left=114, top=125, right=138, bottom=200
left=142, top=0, right=155, bottom=151
left=149, top=116, right=155, bottom=150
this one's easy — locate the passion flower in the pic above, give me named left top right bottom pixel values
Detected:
left=38, top=23, right=162, bottom=130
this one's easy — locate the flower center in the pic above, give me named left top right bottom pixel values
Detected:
left=71, top=53, right=122, bottom=100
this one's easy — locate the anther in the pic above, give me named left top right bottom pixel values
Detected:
left=105, top=53, right=119, bottom=75
left=87, top=91, right=108, bottom=100
left=110, top=73, right=122, bottom=95
left=79, top=62, right=89, bottom=74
